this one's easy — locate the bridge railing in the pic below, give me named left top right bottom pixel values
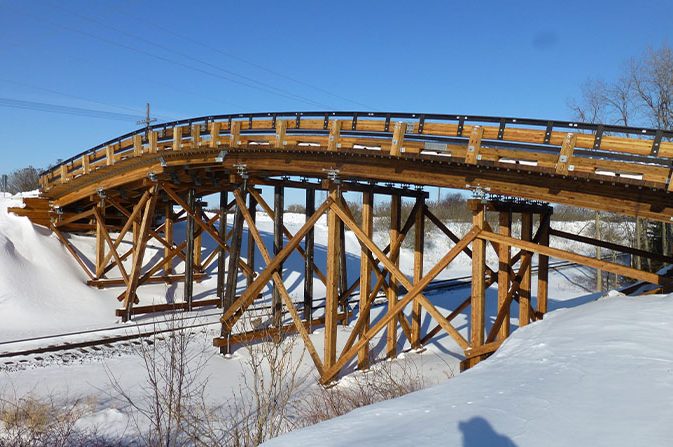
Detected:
left=40, top=111, right=673, bottom=192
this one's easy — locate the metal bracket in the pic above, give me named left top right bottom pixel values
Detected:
left=234, top=163, right=248, bottom=179
left=215, top=150, right=227, bottom=163
left=323, top=168, right=340, bottom=183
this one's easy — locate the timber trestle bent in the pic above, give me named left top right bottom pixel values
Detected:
left=10, top=111, right=673, bottom=383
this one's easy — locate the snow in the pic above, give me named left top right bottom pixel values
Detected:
left=0, top=192, right=661, bottom=446
left=266, top=293, right=673, bottom=447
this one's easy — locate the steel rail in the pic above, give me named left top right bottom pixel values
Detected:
left=0, top=255, right=628, bottom=360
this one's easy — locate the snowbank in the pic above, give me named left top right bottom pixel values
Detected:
left=265, top=293, right=673, bottom=447
left=0, top=195, right=117, bottom=339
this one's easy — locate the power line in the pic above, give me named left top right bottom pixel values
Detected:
left=0, top=97, right=144, bottom=122
left=107, top=3, right=373, bottom=109
left=0, top=77, right=175, bottom=121
left=42, top=2, right=335, bottom=109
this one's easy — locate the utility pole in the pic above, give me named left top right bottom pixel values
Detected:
left=136, top=103, right=156, bottom=133
left=1, top=174, right=7, bottom=193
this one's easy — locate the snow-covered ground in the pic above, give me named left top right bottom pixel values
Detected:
left=1, top=192, right=651, bottom=444
left=266, top=292, right=673, bottom=447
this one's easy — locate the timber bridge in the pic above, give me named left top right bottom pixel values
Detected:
left=10, top=111, right=673, bottom=384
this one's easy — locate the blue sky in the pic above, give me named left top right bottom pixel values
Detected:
left=1, top=0, right=671, bottom=177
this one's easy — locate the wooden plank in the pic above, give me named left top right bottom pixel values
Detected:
left=51, top=225, right=96, bottom=281
left=390, top=121, right=407, bottom=156
left=555, top=133, right=576, bottom=175
left=479, top=230, right=669, bottom=285
left=465, top=126, right=484, bottom=165
left=549, top=227, right=673, bottom=265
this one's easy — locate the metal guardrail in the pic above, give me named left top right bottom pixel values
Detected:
left=41, top=111, right=673, bottom=177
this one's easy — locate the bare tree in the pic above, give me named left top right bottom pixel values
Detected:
left=106, top=315, right=212, bottom=447
left=569, top=44, right=673, bottom=265
left=6, top=166, right=40, bottom=194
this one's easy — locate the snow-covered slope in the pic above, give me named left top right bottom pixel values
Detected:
left=0, top=194, right=118, bottom=338
left=265, top=293, right=673, bottom=447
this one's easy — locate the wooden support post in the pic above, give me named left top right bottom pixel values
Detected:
left=81, top=154, right=90, bottom=175
left=230, top=121, right=241, bottom=148
left=164, top=202, right=173, bottom=274
left=358, top=190, right=373, bottom=368
left=555, top=133, right=577, bottom=175
left=390, top=121, right=407, bottom=156
left=122, top=185, right=159, bottom=321
left=304, top=188, right=316, bottom=322
left=537, top=211, right=550, bottom=316
left=105, top=145, right=115, bottom=166
left=210, top=121, right=221, bottom=148
left=386, top=194, right=401, bottom=358
left=469, top=202, right=486, bottom=367
left=184, top=189, right=195, bottom=310
left=95, top=199, right=105, bottom=278
left=324, top=185, right=340, bottom=370
left=338, top=218, right=348, bottom=325
left=133, top=134, right=143, bottom=157
left=272, top=186, right=284, bottom=327
left=519, top=212, right=533, bottom=327
left=327, top=120, right=342, bottom=151
left=173, top=126, right=182, bottom=151
left=216, top=191, right=228, bottom=302
left=148, top=130, right=158, bottom=153
left=411, top=197, right=425, bottom=348
left=497, top=210, right=512, bottom=340
left=246, top=191, right=257, bottom=286
left=224, top=186, right=244, bottom=312
left=191, top=124, right=201, bottom=148
left=193, top=199, right=202, bottom=268
left=275, top=120, right=287, bottom=148
left=465, top=126, right=484, bottom=165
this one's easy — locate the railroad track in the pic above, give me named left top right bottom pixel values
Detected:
left=0, top=255, right=628, bottom=364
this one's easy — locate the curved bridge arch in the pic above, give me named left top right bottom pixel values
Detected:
left=14, top=111, right=673, bottom=383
